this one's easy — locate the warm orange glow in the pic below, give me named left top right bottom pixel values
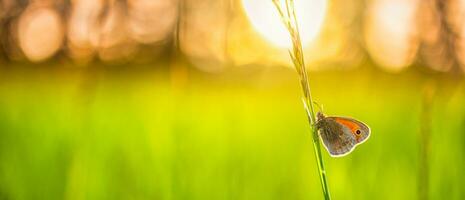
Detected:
left=18, top=7, right=64, bottom=62
left=365, top=0, right=419, bottom=72
left=242, top=0, right=327, bottom=48
left=127, top=0, right=177, bottom=44
left=179, top=0, right=229, bottom=73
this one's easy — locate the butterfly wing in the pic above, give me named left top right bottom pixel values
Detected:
left=327, top=116, right=371, bottom=144
left=317, top=117, right=357, bottom=157
left=317, top=116, right=370, bottom=157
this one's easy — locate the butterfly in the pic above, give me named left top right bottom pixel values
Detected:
left=315, top=112, right=370, bottom=157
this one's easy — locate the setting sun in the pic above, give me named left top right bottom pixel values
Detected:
left=242, top=0, right=327, bottom=48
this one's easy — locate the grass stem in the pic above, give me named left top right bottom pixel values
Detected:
left=272, top=1, right=331, bottom=199
left=418, top=82, right=435, bottom=200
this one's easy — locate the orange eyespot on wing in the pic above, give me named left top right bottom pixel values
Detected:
left=334, top=118, right=360, bottom=134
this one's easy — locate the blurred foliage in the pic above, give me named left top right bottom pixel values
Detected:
left=0, top=63, right=464, bottom=199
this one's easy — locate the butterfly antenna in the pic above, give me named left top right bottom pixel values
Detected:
left=313, top=101, right=324, bottom=113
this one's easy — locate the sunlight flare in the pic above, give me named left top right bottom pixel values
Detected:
left=242, top=0, right=327, bottom=48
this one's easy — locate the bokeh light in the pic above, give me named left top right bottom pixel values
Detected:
left=67, top=0, right=104, bottom=62
left=242, top=0, right=327, bottom=48
left=127, top=0, right=177, bottom=44
left=0, top=0, right=462, bottom=72
left=452, top=0, right=465, bottom=72
left=18, top=6, right=64, bottom=62
left=364, top=0, right=419, bottom=72
left=179, top=0, right=230, bottom=73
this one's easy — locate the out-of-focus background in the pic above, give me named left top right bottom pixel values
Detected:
left=0, top=0, right=464, bottom=199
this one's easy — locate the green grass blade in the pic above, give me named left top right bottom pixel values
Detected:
left=272, top=0, right=331, bottom=199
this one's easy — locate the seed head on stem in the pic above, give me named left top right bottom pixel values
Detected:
left=272, top=0, right=331, bottom=199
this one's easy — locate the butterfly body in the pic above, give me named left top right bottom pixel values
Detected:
left=316, top=112, right=370, bottom=157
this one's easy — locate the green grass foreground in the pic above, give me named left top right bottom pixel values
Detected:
left=0, top=63, right=464, bottom=200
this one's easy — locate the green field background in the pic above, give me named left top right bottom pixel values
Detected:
left=0, top=63, right=463, bottom=200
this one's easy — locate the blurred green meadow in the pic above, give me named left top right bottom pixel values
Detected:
left=0, top=63, right=463, bottom=200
